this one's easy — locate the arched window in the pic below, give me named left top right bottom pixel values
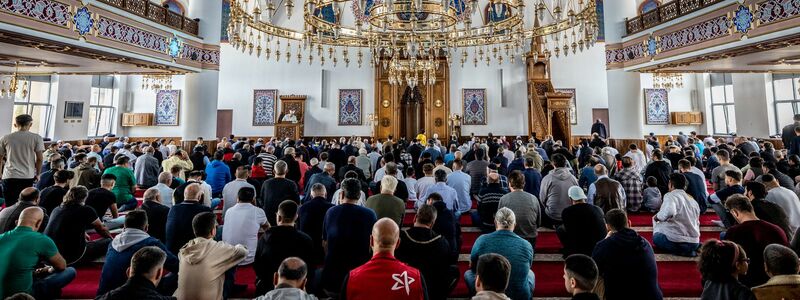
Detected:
left=163, top=0, right=185, bottom=14
left=484, top=2, right=510, bottom=24
left=639, top=0, right=660, bottom=14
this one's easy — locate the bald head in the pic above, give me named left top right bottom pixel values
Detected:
left=324, top=162, right=336, bottom=174
left=184, top=183, right=202, bottom=201
left=371, top=218, right=400, bottom=253
left=18, top=207, right=44, bottom=230
left=593, top=164, right=608, bottom=176
left=18, top=187, right=39, bottom=204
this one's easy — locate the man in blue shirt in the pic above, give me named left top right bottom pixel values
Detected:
left=418, top=170, right=459, bottom=211
left=446, top=159, right=472, bottom=215
left=465, top=207, right=534, bottom=299
left=522, top=157, right=543, bottom=197
left=709, top=170, right=745, bottom=228
left=421, top=140, right=442, bottom=163
left=204, top=151, right=231, bottom=198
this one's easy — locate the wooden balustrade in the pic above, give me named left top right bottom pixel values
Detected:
left=625, top=0, right=725, bottom=35
left=96, top=0, right=199, bottom=36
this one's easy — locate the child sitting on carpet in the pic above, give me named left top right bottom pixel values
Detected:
left=643, top=176, right=662, bottom=212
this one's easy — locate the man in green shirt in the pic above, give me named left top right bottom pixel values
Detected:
left=103, top=156, right=137, bottom=211
left=0, top=207, right=75, bottom=299
left=365, top=175, right=405, bottom=226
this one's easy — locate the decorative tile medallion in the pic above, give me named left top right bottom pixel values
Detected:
left=462, top=88, right=487, bottom=125
left=338, top=89, right=363, bottom=125
left=644, top=88, right=669, bottom=125
left=97, top=17, right=168, bottom=53
left=168, top=36, right=182, bottom=58
left=253, top=89, right=277, bottom=126
left=73, top=6, right=94, bottom=36
left=647, top=35, right=658, bottom=57
left=155, top=90, right=181, bottom=126
left=733, top=5, right=754, bottom=34
left=0, top=0, right=70, bottom=27
left=181, top=44, right=221, bottom=66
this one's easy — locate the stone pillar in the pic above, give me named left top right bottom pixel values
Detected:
left=182, top=0, right=222, bottom=142
left=731, top=73, right=770, bottom=137
left=604, top=0, right=643, bottom=140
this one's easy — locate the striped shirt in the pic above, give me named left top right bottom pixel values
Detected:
left=258, top=153, right=277, bottom=178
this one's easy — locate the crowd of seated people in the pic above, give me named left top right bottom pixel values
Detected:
left=2, top=113, right=800, bottom=299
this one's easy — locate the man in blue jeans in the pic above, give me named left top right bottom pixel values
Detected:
left=465, top=207, right=534, bottom=299
left=0, top=207, right=76, bottom=299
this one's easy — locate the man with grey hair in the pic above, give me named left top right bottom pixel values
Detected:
left=257, top=145, right=278, bottom=179
left=304, top=162, right=337, bottom=203
left=260, top=160, right=300, bottom=226
left=356, top=148, right=372, bottom=180
left=134, top=146, right=160, bottom=188
left=366, top=176, right=405, bottom=226
left=371, top=162, right=410, bottom=201
left=752, top=244, right=800, bottom=298
left=154, top=172, right=174, bottom=208
left=587, top=164, right=626, bottom=210
left=141, top=187, right=170, bottom=243
left=465, top=207, right=535, bottom=299
left=254, top=257, right=317, bottom=300
left=280, top=147, right=302, bottom=186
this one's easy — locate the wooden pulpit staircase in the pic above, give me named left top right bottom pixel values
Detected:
left=526, top=35, right=574, bottom=148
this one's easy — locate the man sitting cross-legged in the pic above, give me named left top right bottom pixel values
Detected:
left=97, top=210, right=178, bottom=296
left=174, top=212, right=247, bottom=300
left=96, top=246, right=176, bottom=300
left=0, top=207, right=75, bottom=300
left=254, top=257, right=318, bottom=300
left=465, top=207, right=534, bottom=299
left=652, top=173, right=701, bottom=257
left=557, top=186, right=606, bottom=257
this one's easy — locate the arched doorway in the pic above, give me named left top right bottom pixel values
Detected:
left=400, top=86, right=425, bottom=140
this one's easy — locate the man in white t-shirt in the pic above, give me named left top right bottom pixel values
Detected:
left=223, top=187, right=268, bottom=265
left=0, top=114, right=45, bottom=207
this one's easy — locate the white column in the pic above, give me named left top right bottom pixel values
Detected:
left=731, top=73, right=770, bottom=137
left=604, top=0, right=643, bottom=139
left=182, top=0, right=222, bottom=141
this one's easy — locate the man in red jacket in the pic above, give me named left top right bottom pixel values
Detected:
left=341, top=218, right=428, bottom=300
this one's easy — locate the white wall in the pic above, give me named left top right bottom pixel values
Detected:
left=0, top=89, right=13, bottom=137
left=216, top=44, right=374, bottom=137
left=50, top=75, right=92, bottom=141
left=449, top=59, right=529, bottom=136
left=640, top=73, right=704, bottom=135
left=732, top=73, right=771, bottom=137
left=121, top=75, right=186, bottom=137
left=551, top=45, right=609, bottom=135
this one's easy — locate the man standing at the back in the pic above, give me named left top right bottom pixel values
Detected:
left=0, top=114, right=45, bottom=207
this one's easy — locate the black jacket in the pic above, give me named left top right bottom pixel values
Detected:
left=281, top=155, right=302, bottom=186
left=141, top=201, right=170, bottom=244
left=95, top=275, right=176, bottom=300
left=592, top=228, right=663, bottom=300
left=396, top=227, right=455, bottom=300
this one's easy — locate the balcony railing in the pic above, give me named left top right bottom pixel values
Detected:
left=97, top=0, right=199, bottom=36
left=625, top=0, right=724, bottom=35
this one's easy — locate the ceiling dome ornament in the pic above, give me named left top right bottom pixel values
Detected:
left=228, top=0, right=598, bottom=87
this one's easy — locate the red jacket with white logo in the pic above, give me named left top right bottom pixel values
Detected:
left=344, top=252, right=428, bottom=300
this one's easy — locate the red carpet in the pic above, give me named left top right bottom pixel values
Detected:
left=403, top=210, right=720, bottom=228
left=460, top=230, right=721, bottom=254
left=64, top=259, right=702, bottom=299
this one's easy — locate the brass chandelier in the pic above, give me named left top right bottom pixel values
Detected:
left=228, top=0, right=598, bottom=87
left=1, top=62, right=27, bottom=99
left=141, top=74, right=173, bottom=91
left=652, top=73, right=683, bottom=91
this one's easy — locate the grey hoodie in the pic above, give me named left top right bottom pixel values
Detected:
left=254, top=286, right=318, bottom=300
left=112, top=228, right=150, bottom=252
left=539, top=167, right=579, bottom=221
